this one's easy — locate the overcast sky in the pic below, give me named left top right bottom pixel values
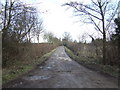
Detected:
left=20, top=0, right=101, bottom=43
left=2, top=0, right=119, bottom=43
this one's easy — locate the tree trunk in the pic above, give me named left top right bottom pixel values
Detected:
left=102, top=16, right=106, bottom=65
left=37, top=35, right=39, bottom=43
left=103, top=31, right=106, bottom=65
left=99, top=1, right=107, bottom=65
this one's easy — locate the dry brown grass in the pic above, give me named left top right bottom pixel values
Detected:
left=4, top=43, right=57, bottom=68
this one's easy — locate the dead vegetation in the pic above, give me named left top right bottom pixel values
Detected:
left=3, top=43, right=57, bottom=67
left=65, top=40, right=119, bottom=77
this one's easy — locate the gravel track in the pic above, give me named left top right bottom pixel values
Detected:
left=3, top=46, right=118, bottom=88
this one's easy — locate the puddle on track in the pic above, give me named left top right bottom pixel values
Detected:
left=24, top=75, right=51, bottom=81
left=57, top=57, right=72, bottom=61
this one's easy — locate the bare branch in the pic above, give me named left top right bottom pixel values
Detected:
left=89, top=16, right=103, bottom=34
left=66, top=3, right=102, bottom=20
left=91, top=0, right=99, bottom=7
left=106, top=6, right=118, bottom=31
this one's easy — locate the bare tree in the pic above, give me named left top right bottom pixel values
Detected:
left=1, top=0, right=43, bottom=43
left=34, top=21, right=43, bottom=43
left=2, top=0, right=14, bottom=42
left=1, top=0, right=43, bottom=66
left=62, top=32, right=72, bottom=42
left=43, top=32, right=60, bottom=44
left=62, top=32, right=72, bottom=46
left=64, top=0, right=118, bottom=64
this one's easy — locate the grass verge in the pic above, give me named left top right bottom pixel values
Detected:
left=2, top=48, right=56, bottom=84
left=65, top=47, right=119, bottom=78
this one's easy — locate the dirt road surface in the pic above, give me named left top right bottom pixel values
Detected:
left=3, top=46, right=118, bottom=88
